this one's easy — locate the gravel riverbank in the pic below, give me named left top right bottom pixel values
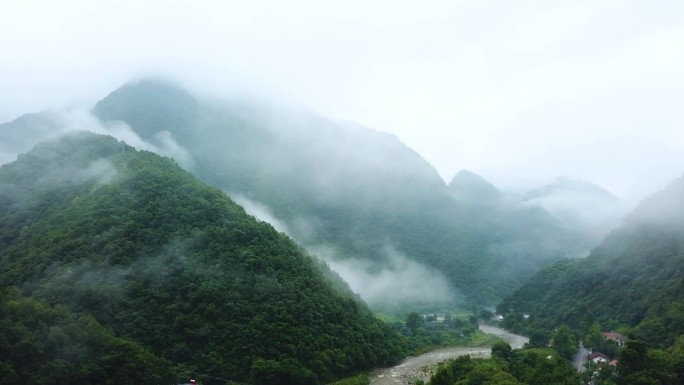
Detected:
left=369, top=324, right=528, bottom=385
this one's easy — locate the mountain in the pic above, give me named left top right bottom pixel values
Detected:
left=498, top=174, right=684, bottom=348
left=0, top=79, right=598, bottom=307
left=0, top=112, right=65, bottom=164
left=448, top=169, right=501, bottom=204
left=93, top=79, right=200, bottom=144
left=0, top=132, right=405, bottom=384
left=524, top=176, right=617, bottom=202
left=522, top=176, right=624, bottom=244
left=88, top=79, right=598, bottom=306
left=444, top=171, right=594, bottom=299
left=90, top=80, right=470, bottom=309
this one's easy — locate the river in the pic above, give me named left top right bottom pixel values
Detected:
left=369, top=324, right=528, bottom=385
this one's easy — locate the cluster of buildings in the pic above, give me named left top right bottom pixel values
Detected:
left=585, top=332, right=626, bottom=384
left=588, top=331, right=625, bottom=365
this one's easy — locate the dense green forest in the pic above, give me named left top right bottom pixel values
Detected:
left=579, top=337, right=684, bottom=385
left=495, top=175, right=684, bottom=383
left=0, top=132, right=406, bottom=384
left=425, top=337, right=684, bottom=385
left=0, top=80, right=617, bottom=308
left=498, top=174, right=684, bottom=349
left=0, top=287, right=173, bottom=384
left=426, top=344, right=579, bottom=385
left=1, top=80, right=680, bottom=384
left=87, top=79, right=597, bottom=306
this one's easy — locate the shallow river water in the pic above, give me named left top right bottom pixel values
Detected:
left=369, top=324, right=528, bottom=385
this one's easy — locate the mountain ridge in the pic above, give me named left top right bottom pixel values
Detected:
left=0, top=132, right=405, bottom=384
left=90, top=79, right=601, bottom=306
left=0, top=79, right=608, bottom=306
left=448, top=169, right=501, bottom=203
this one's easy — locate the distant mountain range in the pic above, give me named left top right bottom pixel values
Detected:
left=0, top=79, right=623, bottom=307
left=520, top=176, right=625, bottom=245
left=524, top=176, right=618, bottom=202
left=4, top=78, right=682, bottom=385
left=448, top=169, right=502, bottom=204
left=499, top=173, right=684, bottom=348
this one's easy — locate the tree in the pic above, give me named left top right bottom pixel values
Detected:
left=480, top=309, right=494, bottom=321
left=617, top=339, right=675, bottom=385
left=406, top=312, right=424, bottom=335
left=525, top=330, right=550, bottom=348
left=668, top=335, right=684, bottom=385
left=250, top=358, right=319, bottom=385
left=492, top=340, right=513, bottom=362
left=526, top=355, right=578, bottom=385
left=584, top=322, right=604, bottom=350
left=552, top=325, right=577, bottom=361
left=443, top=313, right=453, bottom=327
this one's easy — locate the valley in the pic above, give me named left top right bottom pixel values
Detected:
left=0, top=80, right=682, bottom=385
left=370, top=325, right=528, bottom=385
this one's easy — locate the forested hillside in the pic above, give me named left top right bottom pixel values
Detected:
left=427, top=345, right=579, bottom=385
left=498, top=174, right=684, bottom=348
left=89, top=79, right=594, bottom=306
left=0, top=132, right=405, bottom=384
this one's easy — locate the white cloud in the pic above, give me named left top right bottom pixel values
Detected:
left=1, top=0, right=682, bottom=203
left=311, top=244, right=459, bottom=309
left=230, top=194, right=291, bottom=235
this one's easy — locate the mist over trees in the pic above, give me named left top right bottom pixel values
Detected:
left=498, top=173, right=684, bottom=349
left=72, top=79, right=610, bottom=307
left=0, top=76, right=681, bottom=385
left=0, top=79, right=631, bottom=310
left=521, top=176, right=626, bottom=246
left=0, top=132, right=406, bottom=384
left=495, top=173, right=684, bottom=384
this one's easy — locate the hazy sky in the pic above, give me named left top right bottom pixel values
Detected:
left=2, top=0, right=683, bottom=202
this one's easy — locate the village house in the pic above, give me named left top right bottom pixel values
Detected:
left=602, top=332, right=626, bottom=346
left=589, top=352, right=610, bottom=364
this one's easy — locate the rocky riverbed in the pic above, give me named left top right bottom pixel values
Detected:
left=369, top=324, right=528, bottom=385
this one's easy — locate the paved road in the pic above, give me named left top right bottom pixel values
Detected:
left=573, top=342, right=589, bottom=373
left=369, top=325, right=529, bottom=385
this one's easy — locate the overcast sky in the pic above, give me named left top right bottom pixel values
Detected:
left=1, top=0, right=683, bottom=202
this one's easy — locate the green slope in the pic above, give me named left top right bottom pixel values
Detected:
left=88, top=79, right=592, bottom=306
left=498, top=174, right=684, bottom=348
left=0, top=132, right=405, bottom=384
left=0, top=288, right=173, bottom=385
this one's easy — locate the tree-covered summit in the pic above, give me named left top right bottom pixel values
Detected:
left=0, top=132, right=405, bottom=384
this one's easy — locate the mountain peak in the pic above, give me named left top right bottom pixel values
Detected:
left=448, top=169, right=500, bottom=202
left=527, top=176, right=618, bottom=202
left=625, top=173, right=684, bottom=228
left=93, top=78, right=199, bottom=141
left=98, top=78, right=194, bottom=105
